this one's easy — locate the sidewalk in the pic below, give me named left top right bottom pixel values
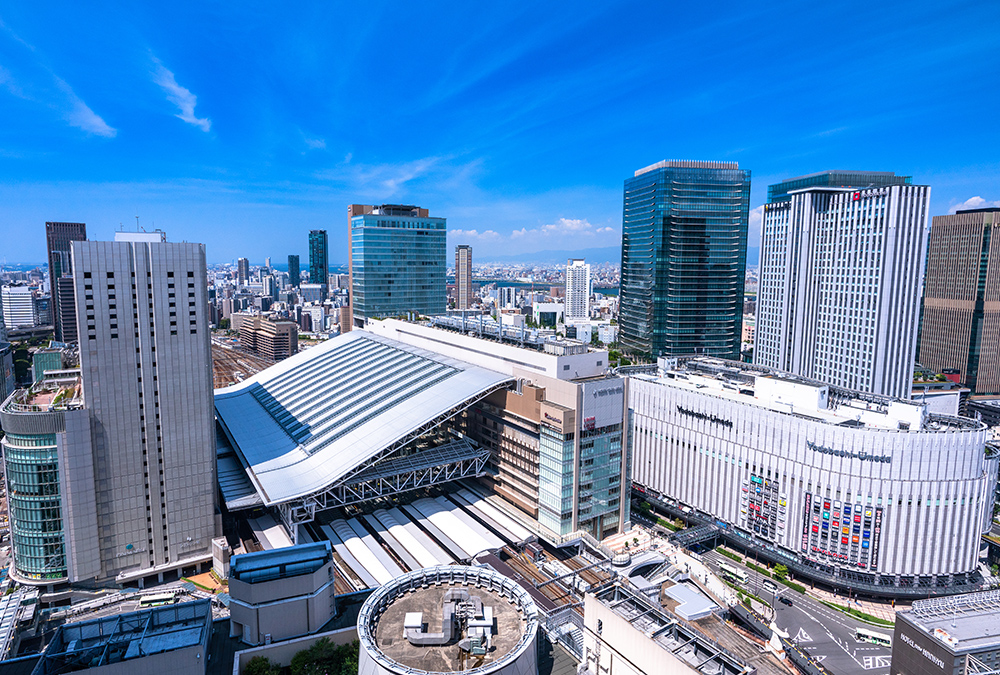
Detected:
left=804, top=585, right=906, bottom=623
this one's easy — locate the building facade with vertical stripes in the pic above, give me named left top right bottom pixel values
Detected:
left=918, top=208, right=1000, bottom=395
left=629, top=357, right=998, bottom=594
left=755, top=183, right=931, bottom=399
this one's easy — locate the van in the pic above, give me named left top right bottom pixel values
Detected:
left=762, top=580, right=778, bottom=593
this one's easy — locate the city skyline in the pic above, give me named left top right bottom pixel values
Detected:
left=1, top=3, right=999, bottom=263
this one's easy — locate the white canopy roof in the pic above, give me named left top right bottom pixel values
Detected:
left=214, top=329, right=513, bottom=505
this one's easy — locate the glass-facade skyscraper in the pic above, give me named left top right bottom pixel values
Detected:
left=619, top=160, right=751, bottom=358
left=349, top=204, right=446, bottom=328
left=308, top=230, right=329, bottom=299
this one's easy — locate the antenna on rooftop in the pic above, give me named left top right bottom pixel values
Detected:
left=135, top=214, right=140, bottom=231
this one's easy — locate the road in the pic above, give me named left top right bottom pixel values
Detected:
left=702, top=550, right=893, bottom=675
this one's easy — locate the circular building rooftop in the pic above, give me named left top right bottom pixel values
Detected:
left=358, top=565, right=539, bottom=675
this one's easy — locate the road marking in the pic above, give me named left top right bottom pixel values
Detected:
left=794, top=627, right=813, bottom=643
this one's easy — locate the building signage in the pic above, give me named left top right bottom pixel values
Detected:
left=870, top=507, right=883, bottom=570
left=592, top=386, right=624, bottom=399
left=543, top=412, right=562, bottom=424
left=900, top=633, right=946, bottom=669
left=676, top=405, right=733, bottom=429
left=801, top=492, right=812, bottom=552
left=806, top=440, right=891, bottom=464
left=584, top=416, right=596, bottom=431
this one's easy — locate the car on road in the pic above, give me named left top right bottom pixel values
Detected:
left=779, top=596, right=793, bottom=606
left=762, top=580, right=777, bottom=593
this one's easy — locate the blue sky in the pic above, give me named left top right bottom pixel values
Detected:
left=1, top=1, right=998, bottom=265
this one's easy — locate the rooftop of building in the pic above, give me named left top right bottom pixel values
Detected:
left=899, top=590, right=1000, bottom=654
left=635, top=159, right=739, bottom=176
left=3, top=369, right=83, bottom=412
left=776, top=169, right=906, bottom=183
left=360, top=566, right=537, bottom=675
left=230, top=541, right=332, bottom=584
left=592, top=583, right=751, bottom=674
left=630, top=356, right=983, bottom=433
left=956, top=207, right=1000, bottom=215
left=32, top=600, right=212, bottom=675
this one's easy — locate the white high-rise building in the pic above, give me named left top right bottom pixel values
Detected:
left=1, top=285, right=36, bottom=328
left=755, top=183, right=930, bottom=399
left=564, top=258, right=591, bottom=321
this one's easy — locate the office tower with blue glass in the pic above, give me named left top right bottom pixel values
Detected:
left=308, top=230, right=329, bottom=300
left=349, top=204, right=446, bottom=328
left=619, top=160, right=751, bottom=358
left=287, top=254, right=300, bottom=288
left=0, top=231, right=218, bottom=589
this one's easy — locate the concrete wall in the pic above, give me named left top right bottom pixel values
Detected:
left=233, top=626, right=357, bottom=675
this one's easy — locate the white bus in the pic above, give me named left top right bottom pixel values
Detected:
left=139, top=591, right=179, bottom=608
left=856, top=627, right=892, bottom=647
left=719, top=562, right=749, bottom=585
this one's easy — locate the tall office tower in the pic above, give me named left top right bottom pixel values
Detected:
left=919, top=207, right=1000, bottom=394
left=288, top=255, right=300, bottom=288
left=619, top=160, right=751, bottom=358
left=1, top=286, right=36, bottom=328
left=455, top=245, right=473, bottom=310
left=755, top=176, right=930, bottom=399
left=349, top=204, right=446, bottom=327
left=45, top=221, right=86, bottom=342
left=237, top=257, right=250, bottom=286
left=264, top=256, right=272, bottom=273
left=308, top=230, right=328, bottom=289
left=564, top=258, right=591, bottom=321
left=0, top=231, right=217, bottom=587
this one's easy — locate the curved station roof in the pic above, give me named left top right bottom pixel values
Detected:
left=215, top=330, right=514, bottom=506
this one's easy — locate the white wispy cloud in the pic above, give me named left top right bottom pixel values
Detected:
left=510, top=217, right=612, bottom=239
left=950, top=196, right=1000, bottom=213
left=304, top=137, right=326, bottom=150
left=451, top=228, right=500, bottom=240
left=0, top=28, right=116, bottom=138
left=53, top=76, right=116, bottom=137
left=152, top=57, right=211, bottom=132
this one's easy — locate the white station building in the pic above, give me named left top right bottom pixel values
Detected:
left=629, top=357, right=999, bottom=596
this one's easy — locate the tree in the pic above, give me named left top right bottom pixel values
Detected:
left=218, top=318, right=231, bottom=330
left=244, top=656, right=281, bottom=675
left=290, top=638, right=360, bottom=675
left=773, top=564, right=789, bottom=581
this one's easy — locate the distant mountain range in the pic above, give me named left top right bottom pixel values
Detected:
left=477, top=245, right=761, bottom=267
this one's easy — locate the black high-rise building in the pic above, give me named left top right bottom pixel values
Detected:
left=288, top=254, right=300, bottom=288
left=619, top=161, right=750, bottom=358
left=45, top=221, right=87, bottom=343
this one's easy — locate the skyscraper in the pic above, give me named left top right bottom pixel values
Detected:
left=0, top=231, right=218, bottom=587
left=45, top=221, right=86, bottom=342
left=237, top=257, right=250, bottom=286
left=455, top=245, right=473, bottom=310
left=1, top=286, right=36, bottom=327
left=308, top=230, right=328, bottom=288
left=349, top=204, right=446, bottom=327
left=918, top=207, right=1000, bottom=394
left=564, top=258, right=591, bottom=322
left=755, top=175, right=930, bottom=399
left=619, top=160, right=750, bottom=358
left=288, top=254, right=300, bottom=288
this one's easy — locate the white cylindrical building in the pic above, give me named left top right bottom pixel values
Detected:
left=628, top=357, right=999, bottom=597
left=358, top=565, right=539, bottom=675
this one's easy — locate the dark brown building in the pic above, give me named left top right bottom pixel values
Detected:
left=919, top=208, right=1000, bottom=394
left=45, top=221, right=86, bottom=342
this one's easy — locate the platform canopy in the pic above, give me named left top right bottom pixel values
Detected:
left=214, top=329, right=514, bottom=507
